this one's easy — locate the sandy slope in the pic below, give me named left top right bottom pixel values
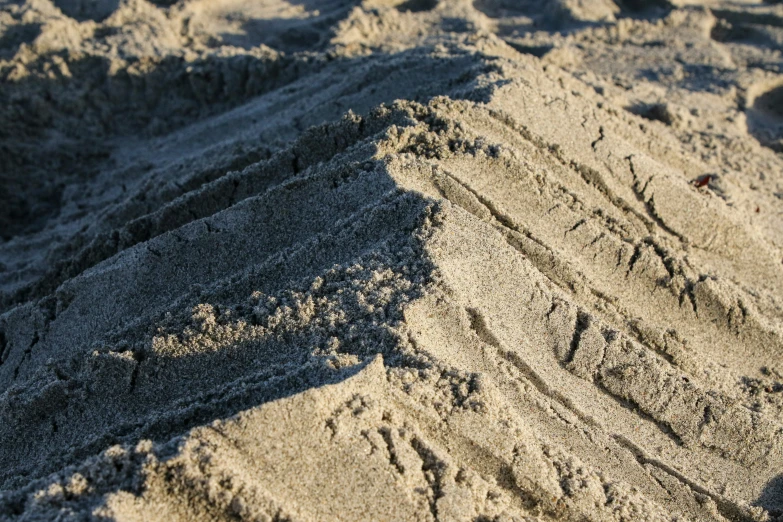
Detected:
left=1, top=0, right=783, bottom=520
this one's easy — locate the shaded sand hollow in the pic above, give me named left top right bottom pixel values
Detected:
left=2, top=0, right=783, bottom=520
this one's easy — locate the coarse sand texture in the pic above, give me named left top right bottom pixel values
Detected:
left=1, top=0, right=783, bottom=520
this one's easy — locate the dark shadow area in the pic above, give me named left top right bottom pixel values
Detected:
left=712, top=18, right=758, bottom=43
left=747, top=84, right=783, bottom=152
left=615, top=0, right=672, bottom=18
left=0, top=50, right=305, bottom=242
left=754, top=84, right=783, bottom=119
left=625, top=102, right=676, bottom=126
left=712, top=9, right=783, bottom=29
left=52, top=0, right=176, bottom=21
left=616, top=0, right=670, bottom=10
left=476, top=0, right=671, bottom=36
left=756, top=474, right=783, bottom=517
left=473, top=0, right=546, bottom=19
left=0, top=23, right=40, bottom=59
left=0, top=141, right=110, bottom=242
left=505, top=41, right=554, bottom=58
left=52, top=0, right=121, bottom=22
left=396, top=0, right=439, bottom=13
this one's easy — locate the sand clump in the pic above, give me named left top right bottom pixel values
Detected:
left=1, top=0, right=783, bottom=521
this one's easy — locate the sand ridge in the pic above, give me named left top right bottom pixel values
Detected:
left=1, top=0, right=783, bottom=520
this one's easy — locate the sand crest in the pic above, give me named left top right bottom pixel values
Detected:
left=1, top=0, right=783, bottom=520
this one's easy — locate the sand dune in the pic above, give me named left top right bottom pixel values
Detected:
left=1, top=0, right=783, bottom=520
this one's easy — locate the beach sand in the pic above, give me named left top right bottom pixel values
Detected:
left=1, top=0, right=783, bottom=520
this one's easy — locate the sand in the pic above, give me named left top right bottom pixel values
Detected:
left=1, top=0, right=782, bottom=520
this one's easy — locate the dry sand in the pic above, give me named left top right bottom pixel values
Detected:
left=1, top=0, right=783, bottom=520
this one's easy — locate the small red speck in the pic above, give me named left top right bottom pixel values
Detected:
left=756, top=206, right=760, bottom=213
left=692, top=175, right=711, bottom=188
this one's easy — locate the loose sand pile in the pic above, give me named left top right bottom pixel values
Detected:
left=1, top=0, right=783, bottom=520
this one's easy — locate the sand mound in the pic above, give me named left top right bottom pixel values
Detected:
left=1, top=1, right=782, bottom=521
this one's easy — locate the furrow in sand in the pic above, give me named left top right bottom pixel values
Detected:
left=2, top=4, right=783, bottom=519
left=611, top=434, right=756, bottom=522
left=416, top=196, right=779, bottom=518
left=466, top=306, right=602, bottom=432
left=425, top=157, right=783, bottom=471
left=415, top=98, right=782, bottom=382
